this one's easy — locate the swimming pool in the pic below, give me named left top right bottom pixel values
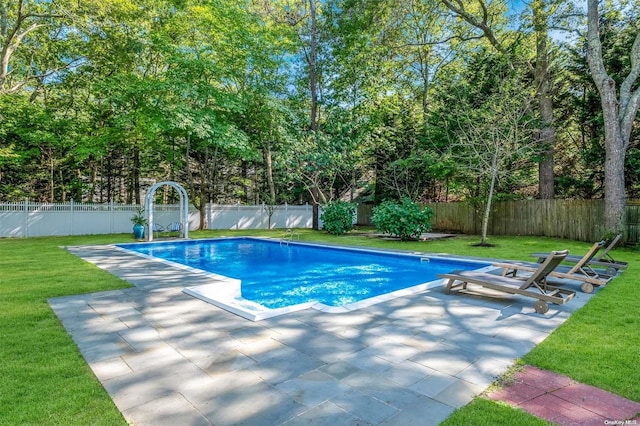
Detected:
left=117, top=238, right=491, bottom=320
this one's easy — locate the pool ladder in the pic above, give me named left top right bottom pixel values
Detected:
left=280, top=228, right=300, bottom=246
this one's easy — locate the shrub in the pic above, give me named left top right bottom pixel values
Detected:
left=320, top=201, right=356, bottom=235
left=372, top=198, right=433, bottom=240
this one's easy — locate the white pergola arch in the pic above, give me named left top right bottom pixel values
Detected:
left=144, top=181, right=189, bottom=241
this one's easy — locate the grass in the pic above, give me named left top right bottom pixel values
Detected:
left=523, top=270, right=640, bottom=400
left=0, top=235, right=133, bottom=425
left=441, top=399, right=553, bottom=426
left=0, top=230, right=638, bottom=425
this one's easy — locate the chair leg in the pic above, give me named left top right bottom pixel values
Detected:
left=445, top=279, right=467, bottom=294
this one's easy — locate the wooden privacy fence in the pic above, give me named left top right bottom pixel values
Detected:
left=627, top=203, right=640, bottom=244
left=358, top=199, right=638, bottom=243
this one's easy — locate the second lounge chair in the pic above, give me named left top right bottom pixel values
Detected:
left=531, top=234, right=627, bottom=274
left=494, top=241, right=615, bottom=294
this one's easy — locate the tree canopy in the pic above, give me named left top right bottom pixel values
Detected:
left=0, top=0, right=638, bottom=233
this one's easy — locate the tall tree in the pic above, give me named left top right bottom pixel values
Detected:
left=325, top=0, right=460, bottom=203
left=267, top=0, right=332, bottom=226
left=440, top=0, right=557, bottom=199
left=531, top=0, right=555, bottom=199
left=586, top=0, right=640, bottom=234
left=431, top=49, right=541, bottom=240
left=451, top=75, right=537, bottom=245
left=307, top=0, right=323, bottom=228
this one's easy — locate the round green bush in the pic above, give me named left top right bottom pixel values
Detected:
left=320, top=201, right=356, bottom=235
left=372, top=198, right=433, bottom=240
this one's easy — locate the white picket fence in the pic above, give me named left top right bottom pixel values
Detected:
left=0, top=201, right=316, bottom=237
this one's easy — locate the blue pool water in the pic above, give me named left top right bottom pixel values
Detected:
left=117, top=238, right=490, bottom=309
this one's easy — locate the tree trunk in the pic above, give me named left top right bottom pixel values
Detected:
left=533, top=0, right=554, bottom=199
left=263, top=142, right=276, bottom=204
left=199, top=201, right=206, bottom=231
left=481, top=153, right=498, bottom=245
left=133, top=145, right=141, bottom=205
left=586, top=0, right=640, bottom=234
left=604, top=129, right=627, bottom=235
left=312, top=202, right=319, bottom=230
left=184, top=133, right=205, bottom=230
left=599, top=77, right=626, bottom=233
left=89, top=159, right=97, bottom=203
left=48, top=149, right=54, bottom=202
left=308, top=0, right=318, bottom=133
left=308, top=0, right=320, bottom=229
left=105, top=154, right=112, bottom=203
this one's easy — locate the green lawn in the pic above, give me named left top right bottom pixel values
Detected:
left=1, top=230, right=637, bottom=425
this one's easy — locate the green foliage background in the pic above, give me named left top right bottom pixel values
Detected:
left=0, top=0, right=638, bottom=209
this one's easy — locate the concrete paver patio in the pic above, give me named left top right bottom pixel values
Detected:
left=49, top=244, right=594, bottom=425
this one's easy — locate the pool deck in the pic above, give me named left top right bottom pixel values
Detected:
left=51, top=243, right=596, bottom=425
